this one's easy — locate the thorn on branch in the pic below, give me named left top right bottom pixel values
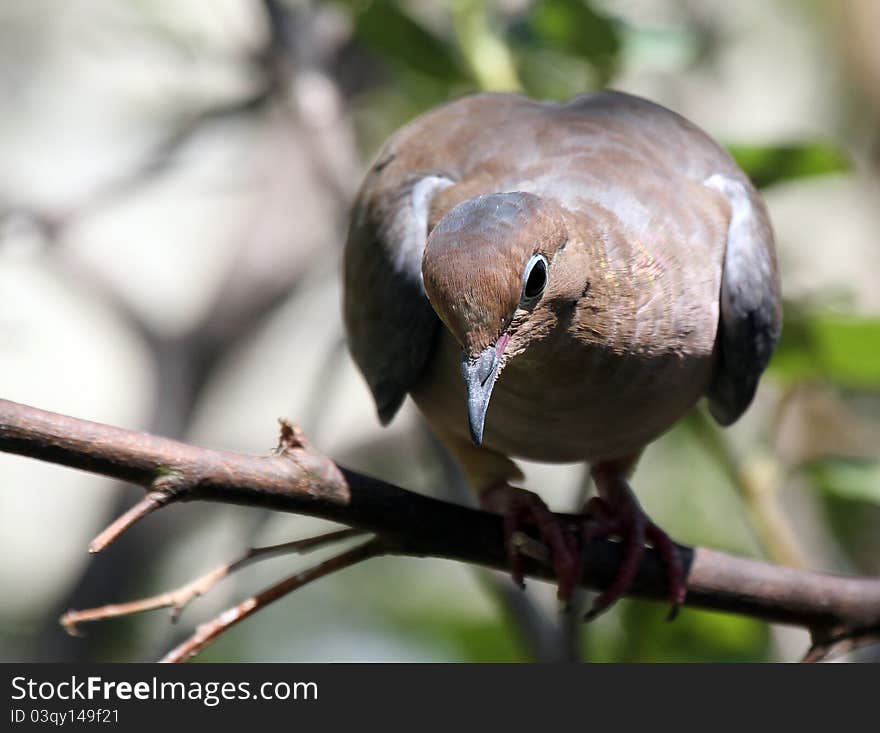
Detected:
left=276, top=418, right=310, bottom=454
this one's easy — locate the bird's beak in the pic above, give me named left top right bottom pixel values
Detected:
left=461, top=341, right=504, bottom=446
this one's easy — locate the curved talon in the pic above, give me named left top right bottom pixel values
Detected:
left=479, top=475, right=686, bottom=617
left=645, top=522, right=686, bottom=619
left=581, top=508, right=648, bottom=621
left=481, top=484, right=581, bottom=604
left=582, top=466, right=687, bottom=621
left=502, top=509, right=527, bottom=589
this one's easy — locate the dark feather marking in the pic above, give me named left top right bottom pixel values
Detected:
left=704, top=174, right=781, bottom=425
left=344, top=173, right=453, bottom=424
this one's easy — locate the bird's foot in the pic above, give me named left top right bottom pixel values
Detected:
left=581, top=480, right=686, bottom=622
left=480, top=483, right=581, bottom=605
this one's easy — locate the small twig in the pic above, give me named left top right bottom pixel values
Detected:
left=159, top=538, right=385, bottom=663
left=61, top=528, right=364, bottom=635
left=802, top=626, right=880, bottom=663
left=802, top=640, right=835, bottom=664
left=88, top=485, right=180, bottom=553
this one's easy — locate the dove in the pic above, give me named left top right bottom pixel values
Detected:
left=343, top=90, right=781, bottom=618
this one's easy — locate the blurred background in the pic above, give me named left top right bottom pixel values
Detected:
left=1, top=0, right=879, bottom=663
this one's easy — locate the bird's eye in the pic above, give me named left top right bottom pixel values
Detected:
left=521, top=254, right=548, bottom=303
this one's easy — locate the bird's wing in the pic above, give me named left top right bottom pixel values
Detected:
left=703, top=174, right=782, bottom=425
left=342, top=93, right=532, bottom=425
left=344, top=165, right=455, bottom=424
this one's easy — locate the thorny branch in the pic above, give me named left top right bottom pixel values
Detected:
left=1, top=397, right=879, bottom=663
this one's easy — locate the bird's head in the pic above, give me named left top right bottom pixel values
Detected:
left=422, top=191, right=571, bottom=446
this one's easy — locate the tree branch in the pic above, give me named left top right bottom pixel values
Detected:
left=2, top=398, right=879, bottom=661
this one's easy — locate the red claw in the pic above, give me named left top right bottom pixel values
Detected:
left=583, top=465, right=686, bottom=621
left=480, top=483, right=581, bottom=605
left=480, top=470, right=686, bottom=621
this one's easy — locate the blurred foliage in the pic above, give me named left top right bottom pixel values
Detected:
left=766, top=306, right=880, bottom=554
left=807, top=459, right=880, bottom=505
left=364, top=594, right=771, bottom=663
left=821, top=492, right=880, bottom=574
left=387, top=611, right=528, bottom=662
left=585, top=601, right=771, bottom=663
left=732, top=141, right=880, bottom=533
left=352, top=0, right=468, bottom=85
left=729, top=141, right=851, bottom=189
left=769, top=311, right=880, bottom=389
left=450, top=0, right=521, bottom=91
left=343, top=0, right=631, bottom=153
left=520, top=0, right=621, bottom=87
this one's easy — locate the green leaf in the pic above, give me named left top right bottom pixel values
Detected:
left=384, top=610, right=528, bottom=662
left=350, top=0, right=467, bottom=84
left=524, top=0, right=622, bottom=86
left=769, top=312, right=880, bottom=389
left=618, top=24, right=702, bottom=72
left=514, top=46, right=597, bottom=100
left=727, top=141, right=850, bottom=189
left=585, top=599, right=771, bottom=662
left=806, top=459, right=880, bottom=505
left=450, top=0, right=522, bottom=91
left=817, top=484, right=880, bottom=569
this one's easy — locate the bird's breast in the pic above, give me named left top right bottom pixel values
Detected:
left=413, top=323, right=716, bottom=465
